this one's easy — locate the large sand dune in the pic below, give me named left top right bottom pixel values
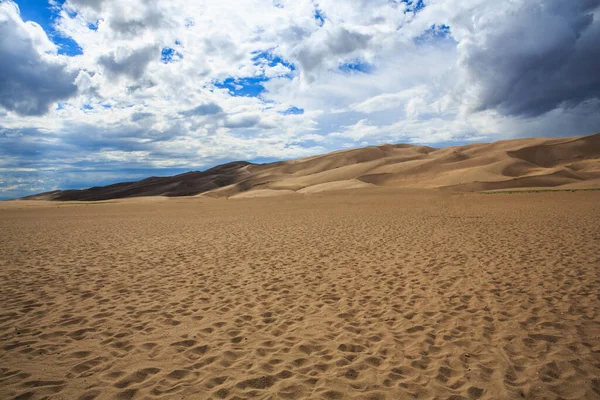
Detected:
left=23, top=133, right=600, bottom=201
left=1, top=190, right=600, bottom=399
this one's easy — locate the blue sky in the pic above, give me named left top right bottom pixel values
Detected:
left=1, top=0, right=599, bottom=200
left=17, top=0, right=83, bottom=55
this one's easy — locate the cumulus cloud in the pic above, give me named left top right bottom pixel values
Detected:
left=130, top=112, right=153, bottom=122
left=224, top=113, right=261, bottom=129
left=67, top=0, right=106, bottom=12
left=98, top=45, right=158, bottom=80
left=0, top=1, right=77, bottom=116
left=107, top=3, right=169, bottom=37
left=180, top=103, right=224, bottom=117
left=293, top=26, right=373, bottom=82
left=351, top=86, right=430, bottom=114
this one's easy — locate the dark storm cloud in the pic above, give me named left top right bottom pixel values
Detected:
left=98, top=45, right=158, bottom=80
left=462, top=0, right=600, bottom=117
left=0, top=3, right=78, bottom=116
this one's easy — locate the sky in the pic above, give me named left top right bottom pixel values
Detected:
left=1, top=0, right=599, bottom=200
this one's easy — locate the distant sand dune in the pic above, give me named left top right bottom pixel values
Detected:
left=22, top=133, right=600, bottom=201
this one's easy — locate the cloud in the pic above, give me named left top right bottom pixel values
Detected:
left=293, top=26, right=373, bottom=82
left=458, top=0, right=600, bottom=117
left=329, top=117, right=487, bottom=144
left=180, top=103, right=223, bottom=117
left=98, top=45, right=158, bottom=80
left=351, top=86, right=430, bottom=114
left=2, top=0, right=600, bottom=199
left=107, top=3, right=168, bottom=37
left=67, top=0, right=106, bottom=12
left=0, top=1, right=78, bottom=116
left=131, top=112, right=153, bottom=122
left=224, top=113, right=261, bottom=129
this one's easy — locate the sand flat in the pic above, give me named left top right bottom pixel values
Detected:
left=1, top=189, right=599, bottom=399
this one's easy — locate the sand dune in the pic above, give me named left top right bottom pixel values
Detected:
left=23, top=133, right=600, bottom=201
left=297, top=179, right=375, bottom=194
left=1, top=190, right=600, bottom=399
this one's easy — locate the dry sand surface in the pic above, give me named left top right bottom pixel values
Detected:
left=1, top=189, right=600, bottom=400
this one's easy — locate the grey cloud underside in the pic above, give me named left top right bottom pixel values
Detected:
left=70, top=0, right=168, bottom=37
left=180, top=103, right=223, bottom=117
left=179, top=104, right=261, bottom=129
left=279, top=25, right=310, bottom=42
left=98, top=45, right=158, bottom=80
left=131, top=112, right=154, bottom=122
left=463, top=0, right=600, bottom=117
left=326, top=28, right=372, bottom=55
left=224, top=115, right=261, bottom=129
left=0, top=9, right=77, bottom=116
left=109, top=8, right=166, bottom=37
left=0, top=124, right=184, bottom=169
left=178, top=103, right=260, bottom=128
left=68, top=0, right=106, bottom=11
left=295, top=27, right=372, bottom=81
left=126, top=78, right=157, bottom=94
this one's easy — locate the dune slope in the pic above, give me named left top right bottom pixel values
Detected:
left=23, top=133, right=600, bottom=200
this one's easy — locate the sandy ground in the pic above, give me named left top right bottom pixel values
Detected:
left=1, top=189, right=599, bottom=400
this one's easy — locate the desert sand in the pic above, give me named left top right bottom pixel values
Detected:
left=24, top=133, right=600, bottom=201
left=1, top=188, right=599, bottom=399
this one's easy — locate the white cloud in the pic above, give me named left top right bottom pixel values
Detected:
left=0, top=1, right=78, bottom=115
left=351, top=86, right=430, bottom=114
